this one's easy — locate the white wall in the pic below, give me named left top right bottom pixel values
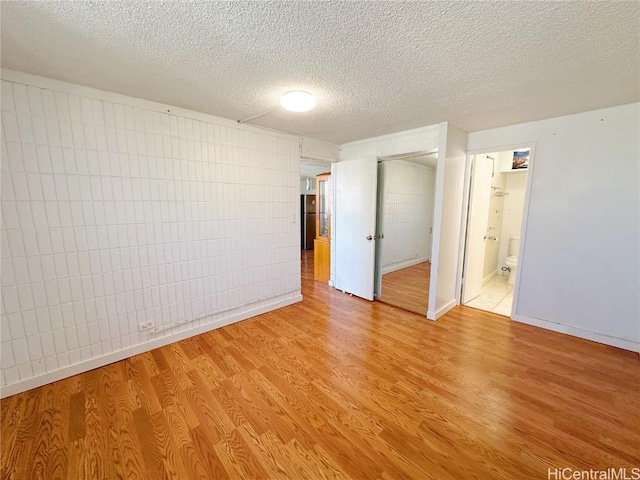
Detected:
left=380, top=160, right=435, bottom=273
left=300, top=136, right=339, bottom=163
left=482, top=156, right=505, bottom=280
left=497, top=171, right=527, bottom=272
left=468, top=103, right=640, bottom=351
left=300, top=178, right=316, bottom=195
left=428, top=122, right=468, bottom=320
left=0, top=70, right=302, bottom=396
left=340, top=125, right=439, bottom=161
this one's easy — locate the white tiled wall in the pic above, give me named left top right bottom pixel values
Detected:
left=381, top=161, right=435, bottom=273
left=0, top=74, right=301, bottom=393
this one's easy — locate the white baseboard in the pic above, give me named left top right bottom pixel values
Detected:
left=382, top=256, right=430, bottom=275
left=482, top=271, right=497, bottom=285
left=427, top=298, right=457, bottom=321
left=1, top=294, right=303, bottom=398
left=511, top=313, right=640, bottom=353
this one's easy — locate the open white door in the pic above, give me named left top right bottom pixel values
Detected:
left=334, top=157, right=378, bottom=301
left=461, top=155, right=493, bottom=303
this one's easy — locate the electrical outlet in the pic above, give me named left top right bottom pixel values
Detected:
left=139, top=320, right=155, bottom=331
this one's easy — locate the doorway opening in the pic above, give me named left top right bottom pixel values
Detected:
left=461, top=148, right=531, bottom=316
left=374, top=150, right=437, bottom=315
left=300, top=159, right=332, bottom=283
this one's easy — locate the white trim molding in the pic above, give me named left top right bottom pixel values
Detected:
left=0, top=69, right=298, bottom=142
left=381, top=256, right=430, bottom=275
left=1, top=294, right=303, bottom=398
left=427, top=299, right=457, bottom=321
left=512, top=313, right=640, bottom=353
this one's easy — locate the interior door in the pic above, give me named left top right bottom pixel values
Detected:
left=461, top=155, right=493, bottom=303
left=334, top=157, right=378, bottom=301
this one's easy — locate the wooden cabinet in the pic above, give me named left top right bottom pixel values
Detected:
left=313, top=240, right=330, bottom=283
left=314, top=173, right=331, bottom=282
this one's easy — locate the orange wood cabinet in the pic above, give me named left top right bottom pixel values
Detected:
left=314, top=173, right=331, bottom=282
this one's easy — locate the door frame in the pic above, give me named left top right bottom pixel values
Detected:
left=456, top=142, right=537, bottom=318
left=375, top=149, right=439, bottom=309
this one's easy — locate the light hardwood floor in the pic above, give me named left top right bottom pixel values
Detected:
left=2, top=251, right=639, bottom=479
left=379, top=262, right=430, bottom=315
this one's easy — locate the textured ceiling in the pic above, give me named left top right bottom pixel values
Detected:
left=2, top=1, right=638, bottom=144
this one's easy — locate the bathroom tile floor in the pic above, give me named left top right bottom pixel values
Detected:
left=465, top=275, right=514, bottom=317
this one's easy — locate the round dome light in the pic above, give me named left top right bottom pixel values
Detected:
left=280, top=90, right=317, bottom=112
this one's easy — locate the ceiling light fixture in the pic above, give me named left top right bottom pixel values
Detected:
left=237, top=89, right=317, bottom=126
left=280, top=90, right=317, bottom=112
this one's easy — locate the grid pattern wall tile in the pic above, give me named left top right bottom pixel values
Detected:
left=381, top=161, right=435, bottom=269
left=0, top=79, right=301, bottom=387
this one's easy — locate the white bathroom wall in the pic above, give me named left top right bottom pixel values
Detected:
left=497, top=171, right=527, bottom=272
left=0, top=70, right=302, bottom=396
left=380, top=160, right=435, bottom=273
left=468, top=102, right=640, bottom=351
left=482, top=156, right=505, bottom=281
left=497, top=150, right=518, bottom=172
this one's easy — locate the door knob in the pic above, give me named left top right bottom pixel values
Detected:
left=366, top=235, right=373, bottom=240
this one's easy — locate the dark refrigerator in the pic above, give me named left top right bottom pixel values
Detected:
left=301, top=194, right=316, bottom=250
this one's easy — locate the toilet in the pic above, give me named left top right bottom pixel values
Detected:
left=505, top=236, right=520, bottom=286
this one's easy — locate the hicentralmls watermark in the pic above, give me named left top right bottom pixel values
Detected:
left=548, top=468, right=640, bottom=480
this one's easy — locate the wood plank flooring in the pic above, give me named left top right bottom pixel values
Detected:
left=378, top=262, right=431, bottom=315
left=2, top=251, right=639, bottom=479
